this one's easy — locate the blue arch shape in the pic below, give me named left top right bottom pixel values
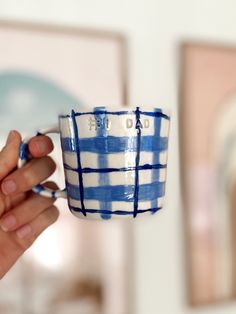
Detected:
left=0, top=71, right=83, bottom=132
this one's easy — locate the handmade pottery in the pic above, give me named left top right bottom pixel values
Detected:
left=18, top=106, right=170, bottom=220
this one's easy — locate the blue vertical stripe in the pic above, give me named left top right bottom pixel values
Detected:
left=71, top=110, right=86, bottom=216
left=151, top=109, right=162, bottom=212
left=19, top=143, right=30, bottom=161
left=133, top=107, right=141, bottom=217
left=95, top=107, right=111, bottom=219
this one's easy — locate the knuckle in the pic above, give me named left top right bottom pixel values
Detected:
left=22, top=168, right=35, bottom=188
left=16, top=237, right=31, bottom=251
left=0, top=195, right=11, bottom=215
left=17, top=233, right=37, bottom=251
left=14, top=207, right=59, bottom=252
left=0, top=157, right=15, bottom=174
left=45, top=206, right=59, bottom=224
left=36, top=195, right=54, bottom=209
left=21, top=156, right=56, bottom=188
left=3, top=196, right=11, bottom=212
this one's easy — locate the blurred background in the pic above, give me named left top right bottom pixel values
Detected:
left=0, top=0, right=236, bottom=314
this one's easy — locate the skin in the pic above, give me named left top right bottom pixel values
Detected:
left=0, top=130, right=59, bottom=279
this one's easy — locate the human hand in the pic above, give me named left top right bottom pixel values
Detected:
left=0, top=131, right=59, bottom=279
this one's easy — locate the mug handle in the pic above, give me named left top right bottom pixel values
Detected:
left=17, top=124, right=67, bottom=199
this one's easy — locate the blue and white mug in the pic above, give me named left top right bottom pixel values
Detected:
left=18, top=106, right=170, bottom=220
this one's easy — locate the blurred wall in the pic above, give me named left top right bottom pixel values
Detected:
left=0, top=1, right=236, bottom=313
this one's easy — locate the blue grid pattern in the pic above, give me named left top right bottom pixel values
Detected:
left=60, top=107, right=170, bottom=219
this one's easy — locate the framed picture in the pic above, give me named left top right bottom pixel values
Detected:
left=0, top=20, right=132, bottom=314
left=180, top=42, right=236, bottom=306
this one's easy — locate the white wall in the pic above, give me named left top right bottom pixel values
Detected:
left=0, top=1, right=236, bottom=313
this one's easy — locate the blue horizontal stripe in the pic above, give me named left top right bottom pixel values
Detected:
left=66, top=181, right=165, bottom=202
left=61, top=135, right=168, bottom=154
left=60, top=110, right=170, bottom=120
left=69, top=206, right=162, bottom=216
left=64, top=163, right=167, bottom=173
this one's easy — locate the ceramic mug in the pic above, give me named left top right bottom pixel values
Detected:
left=18, top=106, right=170, bottom=220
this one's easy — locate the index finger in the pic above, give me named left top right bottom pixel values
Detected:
left=0, top=131, right=21, bottom=181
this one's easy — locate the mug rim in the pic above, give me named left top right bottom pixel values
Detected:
left=59, top=105, right=171, bottom=119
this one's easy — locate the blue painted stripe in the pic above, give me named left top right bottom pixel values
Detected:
left=152, top=109, right=162, bottom=209
left=33, top=184, right=45, bottom=193
left=141, top=111, right=170, bottom=120
left=133, top=107, right=141, bottom=217
left=61, top=135, right=168, bottom=154
left=69, top=206, right=162, bottom=217
left=19, top=143, right=30, bottom=161
left=66, top=181, right=165, bottom=202
left=71, top=110, right=86, bottom=216
left=60, top=110, right=170, bottom=120
left=64, top=163, right=167, bottom=173
left=95, top=107, right=111, bottom=219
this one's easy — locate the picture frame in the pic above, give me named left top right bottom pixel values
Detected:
left=179, top=42, right=236, bottom=306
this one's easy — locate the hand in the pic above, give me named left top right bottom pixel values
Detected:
left=0, top=131, right=59, bottom=279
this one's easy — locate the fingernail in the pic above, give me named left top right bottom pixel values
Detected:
left=34, top=140, right=45, bottom=154
left=0, top=215, right=16, bottom=231
left=16, top=225, right=32, bottom=239
left=6, top=130, right=17, bottom=145
left=1, top=180, right=17, bottom=195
